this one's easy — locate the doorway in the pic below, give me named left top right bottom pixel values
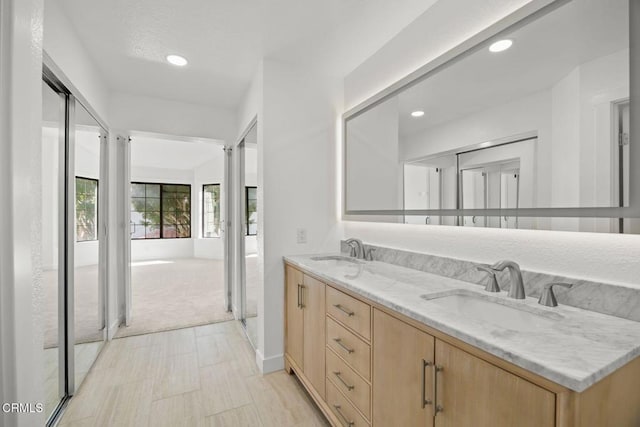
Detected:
left=118, top=134, right=233, bottom=338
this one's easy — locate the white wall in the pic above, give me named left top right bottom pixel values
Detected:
left=44, top=0, right=110, bottom=122
left=0, top=0, right=46, bottom=424
left=110, top=93, right=236, bottom=143
left=261, top=59, right=342, bottom=370
left=341, top=0, right=640, bottom=288
left=235, top=59, right=342, bottom=372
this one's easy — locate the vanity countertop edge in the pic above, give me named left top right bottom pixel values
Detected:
left=283, top=254, right=640, bottom=393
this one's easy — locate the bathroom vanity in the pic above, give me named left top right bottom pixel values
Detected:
left=283, top=255, right=640, bottom=427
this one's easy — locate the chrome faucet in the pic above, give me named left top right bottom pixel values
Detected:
left=345, top=238, right=366, bottom=260
left=490, top=260, right=526, bottom=299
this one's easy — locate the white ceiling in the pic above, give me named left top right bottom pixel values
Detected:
left=131, top=136, right=223, bottom=170
left=54, top=0, right=437, bottom=109
left=396, top=0, right=629, bottom=137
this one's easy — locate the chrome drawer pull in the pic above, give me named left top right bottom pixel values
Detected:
left=333, top=404, right=354, bottom=427
left=333, top=303, right=355, bottom=317
left=333, top=371, right=355, bottom=391
left=333, top=338, right=354, bottom=354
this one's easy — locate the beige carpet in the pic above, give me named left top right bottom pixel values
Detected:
left=116, top=258, right=234, bottom=338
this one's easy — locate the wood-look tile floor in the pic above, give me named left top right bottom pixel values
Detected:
left=59, top=321, right=329, bottom=427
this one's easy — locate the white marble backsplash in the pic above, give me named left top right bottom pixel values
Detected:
left=340, top=241, right=640, bottom=322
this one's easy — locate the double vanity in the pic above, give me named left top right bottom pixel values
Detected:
left=283, top=247, right=640, bottom=427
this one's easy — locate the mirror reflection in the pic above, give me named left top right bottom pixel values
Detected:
left=345, top=0, right=632, bottom=232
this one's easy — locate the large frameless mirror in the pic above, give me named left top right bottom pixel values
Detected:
left=344, top=0, right=638, bottom=232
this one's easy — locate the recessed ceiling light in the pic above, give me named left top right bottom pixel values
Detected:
left=411, top=110, right=425, bottom=118
left=166, top=54, right=188, bottom=66
left=489, top=39, right=513, bottom=53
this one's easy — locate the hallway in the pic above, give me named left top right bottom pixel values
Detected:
left=59, top=321, right=328, bottom=426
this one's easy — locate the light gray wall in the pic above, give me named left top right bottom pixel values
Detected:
left=1, top=0, right=46, bottom=425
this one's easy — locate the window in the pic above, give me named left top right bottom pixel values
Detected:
left=202, top=184, right=221, bottom=238
left=76, top=177, right=98, bottom=241
left=130, top=182, right=191, bottom=239
left=246, top=186, right=257, bottom=236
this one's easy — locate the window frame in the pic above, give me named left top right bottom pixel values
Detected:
left=245, top=186, right=257, bottom=236
left=75, top=176, right=99, bottom=242
left=130, top=181, right=192, bottom=240
left=202, top=183, right=221, bottom=239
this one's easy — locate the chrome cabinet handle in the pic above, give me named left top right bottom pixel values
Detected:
left=434, top=365, right=444, bottom=415
left=333, top=338, right=354, bottom=354
left=298, top=284, right=305, bottom=308
left=333, top=371, right=355, bottom=391
left=333, top=405, right=354, bottom=427
left=333, top=304, right=355, bottom=317
left=421, top=359, right=433, bottom=408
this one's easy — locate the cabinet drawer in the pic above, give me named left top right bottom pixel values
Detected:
left=327, top=317, right=371, bottom=381
left=327, top=286, right=371, bottom=340
left=327, top=347, right=371, bottom=419
left=327, top=379, right=370, bottom=427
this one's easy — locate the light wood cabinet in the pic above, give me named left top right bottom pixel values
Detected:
left=284, top=262, right=640, bottom=427
left=285, top=266, right=326, bottom=398
left=434, top=340, right=555, bottom=427
left=303, top=274, right=326, bottom=398
left=285, top=265, right=304, bottom=369
left=326, top=380, right=369, bottom=427
left=326, top=286, right=371, bottom=340
left=326, top=348, right=371, bottom=418
left=373, top=308, right=554, bottom=427
left=373, top=309, right=435, bottom=427
left=326, top=317, right=371, bottom=381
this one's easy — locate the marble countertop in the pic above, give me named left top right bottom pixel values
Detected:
left=284, top=254, right=640, bottom=392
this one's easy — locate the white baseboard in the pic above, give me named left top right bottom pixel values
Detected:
left=255, top=350, right=284, bottom=374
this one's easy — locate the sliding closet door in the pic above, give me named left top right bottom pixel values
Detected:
left=42, top=79, right=66, bottom=422
left=42, top=68, right=108, bottom=423
left=72, top=102, right=107, bottom=390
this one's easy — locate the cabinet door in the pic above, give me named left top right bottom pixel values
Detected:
left=285, top=265, right=304, bottom=369
left=302, top=274, right=326, bottom=398
left=373, top=309, right=435, bottom=427
left=434, top=340, right=555, bottom=427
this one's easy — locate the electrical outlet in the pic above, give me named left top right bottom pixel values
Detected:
left=296, top=228, right=307, bottom=244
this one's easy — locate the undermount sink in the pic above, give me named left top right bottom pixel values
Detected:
left=421, top=290, right=561, bottom=331
left=310, top=255, right=363, bottom=265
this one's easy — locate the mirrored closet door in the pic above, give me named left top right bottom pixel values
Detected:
left=42, top=68, right=107, bottom=425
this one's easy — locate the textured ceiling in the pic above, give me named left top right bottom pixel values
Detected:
left=53, top=0, right=437, bottom=109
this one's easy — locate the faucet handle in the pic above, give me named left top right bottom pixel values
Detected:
left=538, top=282, right=573, bottom=307
left=348, top=245, right=357, bottom=257
left=476, top=265, right=501, bottom=293
left=365, top=247, right=376, bottom=261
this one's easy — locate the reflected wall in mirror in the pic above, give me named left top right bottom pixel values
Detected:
left=345, top=0, right=635, bottom=232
